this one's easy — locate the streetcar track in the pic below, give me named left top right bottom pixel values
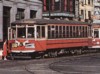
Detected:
left=24, top=65, right=35, bottom=74
left=0, top=53, right=100, bottom=74
left=0, top=53, right=99, bottom=69
left=49, top=53, right=100, bottom=74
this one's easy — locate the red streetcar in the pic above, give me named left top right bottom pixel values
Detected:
left=6, top=19, right=92, bottom=59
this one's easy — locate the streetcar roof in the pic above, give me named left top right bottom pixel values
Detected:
left=11, top=19, right=90, bottom=25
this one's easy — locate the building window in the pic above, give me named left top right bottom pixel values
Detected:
left=88, top=0, right=90, bottom=5
left=91, top=0, right=93, bottom=5
left=81, top=0, right=84, bottom=6
left=61, top=0, right=65, bottom=11
left=30, top=10, right=37, bottom=18
left=43, top=0, right=74, bottom=13
left=64, top=0, right=67, bottom=11
left=43, top=0, right=47, bottom=11
left=43, top=0, right=56, bottom=12
left=69, top=0, right=73, bottom=12
left=88, top=11, right=91, bottom=20
left=45, top=0, right=51, bottom=11
left=67, top=0, right=74, bottom=13
left=81, top=10, right=84, bottom=18
left=16, top=8, right=24, bottom=20
left=54, top=0, right=60, bottom=11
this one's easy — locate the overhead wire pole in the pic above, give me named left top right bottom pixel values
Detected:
left=49, top=0, right=51, bottom=19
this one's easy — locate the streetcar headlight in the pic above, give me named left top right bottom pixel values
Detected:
left=12, top=43, right=18, bottom=48
left=93, top=39, right=95, bottom=41
left=97, top=42, right=100, bottom=44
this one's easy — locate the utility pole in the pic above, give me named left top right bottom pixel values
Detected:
left=49, top=0, right=51, bottom=19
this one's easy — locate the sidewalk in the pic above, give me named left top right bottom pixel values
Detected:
left=0, top=42, right=3, bottom=60
left=0, top=48, right=2, bottom=60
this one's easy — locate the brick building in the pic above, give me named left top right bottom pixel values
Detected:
left=42, top=0, right=75, bottom=20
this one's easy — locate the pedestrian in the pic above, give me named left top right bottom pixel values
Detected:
left=2, top=39, right=7, bottom=60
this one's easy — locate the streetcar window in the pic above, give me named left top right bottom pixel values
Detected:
left=59, top=26, right=62, bottom=38
left=80, top=26, right=83, bottom=37
left=84, top=26, right=88, bottom=37
left=12, top=28, right=16, bottom=38
left=48, top=26, right=51, bottom=38
left=76, top=26, right=82, bottom=38
left=37, top=26, right=40, bottom=38
left=58, top=26, right=60, bottom=38
left=66, top=26, right=69, bottom=38
left=53, top=26, right=56, bottom=38
left=56, top=26, right=58, bottom=38
left=51, top=26, right=55, bottom=38
left=8, top=28, right=12, bottom=40
left=73, top=26, right=76, bottom=38
left=88, top=26, right=92, bottom=37
left=94, top=30, right=99, bottom=38
left=80, top=26, right=82, bottom=37
left=82, top=26, right=85, bottom=37
left=79, top=26, right=82, bottom=37
left=37, top=26, right=45, bottom=38
left=27, top=27, right=34, bottom=38
left=76, top=26, right=78, bottom=37
left=70, top=26, right=72, bottom=38
left=42, top=26, right=45, bottom=38
left=63, top=26, right=65, bottom=38
left=17, top=27, right=26, bottom=38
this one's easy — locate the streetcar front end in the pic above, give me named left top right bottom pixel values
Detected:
left=7, top=20, right=47, bottom=58
left=9, top=40, right=36, bottom=53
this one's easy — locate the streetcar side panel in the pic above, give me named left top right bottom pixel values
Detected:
left=47, top=39, right=90, bottom=49
left=46, top=24, right=91, bottom=50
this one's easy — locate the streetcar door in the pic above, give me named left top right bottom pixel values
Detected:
left=36, top=25, right=46, bottom=39
left=34, top=25, right=47, bottom=51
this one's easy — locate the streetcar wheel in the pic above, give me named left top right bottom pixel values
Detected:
left=76, top=49, right=82, bottom=55
left=48, top=51, right=58, bottom=58
left=10, top=53, right=14, bottom=60
left=70, top=50, right=75, bottom=55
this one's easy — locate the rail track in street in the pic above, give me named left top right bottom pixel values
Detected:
left=0, top=52, right=100, bottom=74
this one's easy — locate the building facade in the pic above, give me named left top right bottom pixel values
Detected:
left=42, top=0, right=75, bottom=20
left=0, top=0, right=42, bottom=41
left=42, top=0, right=94, bottom=23
left=79, top=0, right=94, bottom=22
left=93, top=0, right=100, bottom=23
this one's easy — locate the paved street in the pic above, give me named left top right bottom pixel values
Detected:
left=50, top=53, right=100, bottom=74
left=0, top=53, right=100, bottom=74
